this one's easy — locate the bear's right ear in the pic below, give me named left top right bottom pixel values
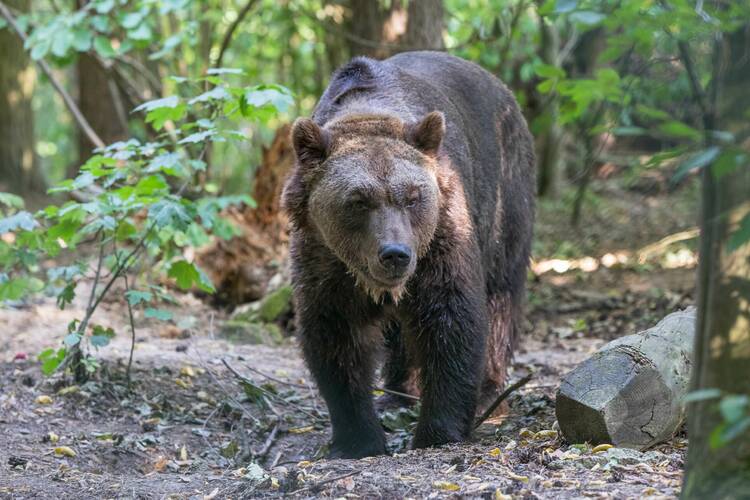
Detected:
left=291, top=118, right=330, bottom=166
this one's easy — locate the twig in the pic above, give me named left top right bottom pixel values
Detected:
left=243, top=363, right=420, bottom=401
left=0, top=1, right=105, bottom=150
left=123, top=274, right=137, bottom=390
left=222, top=359, right=326, bottom=423
left=289, top=470, right=362, bottom=495
left=252, top=419, right=280, bottom=460
left=214, top=0, right=260, bottom=69
left=473, top=373, right=533, bottom=429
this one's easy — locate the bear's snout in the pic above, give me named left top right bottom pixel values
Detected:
left=378, top=243, right=412, bottom=275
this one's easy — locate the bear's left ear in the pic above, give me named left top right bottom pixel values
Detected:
left=291, top=118, right=330, bottom=166
left=407, top=111, right=445, bottom=158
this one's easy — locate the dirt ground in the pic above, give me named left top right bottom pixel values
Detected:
left=0, top=177, right=699, bottom=499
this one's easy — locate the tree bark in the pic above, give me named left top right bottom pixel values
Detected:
left=74, top=0, right=128, bottom=170
left=536, top=15, right=563, bottom=198
left=346, top=0, right=444, bottom=59
left=681, top=25, right=750, bottom=499
left=0, top=0, right=45, bottom=198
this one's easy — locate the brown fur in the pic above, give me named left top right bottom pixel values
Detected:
left=283, top=52, right=535, bottom=458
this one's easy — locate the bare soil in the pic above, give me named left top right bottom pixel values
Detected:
left=0, top=179, right=698, bottom=499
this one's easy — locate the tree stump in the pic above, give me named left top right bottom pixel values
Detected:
left=556, top=307, right=696, bottom=449
left=196, top=124, right=294, bottom=305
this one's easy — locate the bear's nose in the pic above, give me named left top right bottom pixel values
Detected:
left=378, top=244, right=412, bottom=273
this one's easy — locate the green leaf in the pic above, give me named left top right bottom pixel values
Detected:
left=207, top=67, right=244, bottom=75
left=51, top=29, right=74, bottom=57
left=722, top=416, right=750, bottom=444
left=178, top=130, right=214, bottom=144
left=0, top=211, right=38, bottom=234
left=133, top=95, right=180, bottom=113
left=188, top=86, right=231, bottom=104
left=148, top=199, right=192, bottom=229
left=121, top=12, right=144, bottom=29
left=30, top=38, right=51, bottom=60
left=0, top=277, right=44, bottom=301
left=72, top=29, right=93, bottom=52
left=683, top=388, right=722, bottom=403
left=658, top=121, right=702, bottom=141
left=672, top=146, right=721, bottom=183
left=145, top=308, right=173, bottom=321
left=134, top=175, right=168, bottom=195
left=56, top=282, right=76, bottom=310
left=64, top=333, right=82, bottom=346
left=242, top=86, right=293, bottom=115
left=535, top=63, right=565, bottom=79
left=128, top=23, right=152, bottom=42
left=720, top=395, right=749, bottom=423
left=569, top=10, right=605, bottom=25
left=39, top=348, right=66, bottom=375
left=125, top=290, right=153, bottom=306
left=0, top=192, right=24, bottom=209
left=0, top=18, right=8, bottom=30
left=554, top=0, right=578, bottom=13
left=90, top=325, right=115, bottom=348
left=145, top=104, right=186, bottom=131
left=167, top=260, right=214, bottom=292
left=93, top=36, right=116, bottom=58
left=94, top=0, right=115, bottom=14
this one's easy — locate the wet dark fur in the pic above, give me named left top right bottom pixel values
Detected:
left=283, top=52, right=535, bottom=458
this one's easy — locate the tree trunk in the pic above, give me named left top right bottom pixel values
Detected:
left=681, top=26, right=750, bottom=499
left=346, top=0, right=444, bottom=59
left=74, top=0, right=128, bottom=170
left=536, top=15, right=563, bottom=198
left=0, top=0, right=45, bottom=198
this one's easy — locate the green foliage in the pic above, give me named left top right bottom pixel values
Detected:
left=0, top=68, right=291, bottom=378
left=685, top=389, right=750, bottom=449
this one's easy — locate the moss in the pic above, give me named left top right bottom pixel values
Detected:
left=257, top=285, right=293, bottom=322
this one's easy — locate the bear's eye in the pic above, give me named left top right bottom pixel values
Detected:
left=405, top=190, right=421, bottom=208
left=348, top=197, right=369, bottom=211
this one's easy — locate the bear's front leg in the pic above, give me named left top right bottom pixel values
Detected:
left=297, top=306, right=386, bottom=459
left=405, top=258, right=489, bottom=449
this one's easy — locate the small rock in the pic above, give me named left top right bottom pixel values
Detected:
left=8, top=456, right=28, bottom=468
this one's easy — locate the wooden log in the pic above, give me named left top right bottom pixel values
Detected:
left=556, top=307, right=695, bottom=450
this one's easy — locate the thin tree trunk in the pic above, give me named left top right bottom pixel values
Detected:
left=0, top=0, right=45, bottom=198
left=536, top=15, right=563, bottom=198
left=346, top=0, right=444, bottom=59
left=681, top=25, right=750, bottom=499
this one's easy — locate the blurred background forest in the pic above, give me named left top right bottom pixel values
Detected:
left=1, top=0, right=749, bottom=498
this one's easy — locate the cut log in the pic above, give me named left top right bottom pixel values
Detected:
left=556, top=307, right=695, bottom=450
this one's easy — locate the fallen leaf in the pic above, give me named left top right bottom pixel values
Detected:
left=175, top=378, right=191, bottom=389
left=433, top=481, right=460, bottom=491
left=592, top=443, right=613, bottom=453
left=47, top=432, right=59, bottom=443
left=53, top=446, right=76, bottom=457
left=488, top=447, right=501, bottom=457
left=153, top=456, right=168, bottom=473
left=297, top=460, right=313, bottom=468
left=289, top=426, right=315, bottom=434
left=180, top=366, right=195, bottom=377
left=533, top=429, right=558, bottom=440
left=507, top=471, right=529, bottom=483
left=57, top=386, right=80, bottom=396
left=518, top=428, right=533, bottom=439
left=35, top=395, right=53, bottom=405
left=179, top=445, right=188, bottom=461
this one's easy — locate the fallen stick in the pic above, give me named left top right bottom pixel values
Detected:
left=474, top=373, right=533, bottom=429
left=556, top=307, right=696, bottom=449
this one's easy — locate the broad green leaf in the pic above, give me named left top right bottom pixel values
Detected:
left=672, top=146, right=721, bottom=182
left=683, top=388, right=722, bottom=403
left=64, top=333, right=82, bottom=346
left=0, top=277, right=44, bottom=301
left=658, top=121, right=702, bottom=141
left=535, top=64, right=565, bottom=79
left=720, top=395, right=749, bottom=423
left=570, top=10, right=605, bottom=25
left=39, top=348, right=66, bottom=375
left=0, top=211, right=38, bottom=234
left=133, top=95, right=180, bottom=113
left=125, top=290, right=153, bottom=306
left=145, top=307, right=173, bottom=321
left=145, top=104, right=186, bottom=131
left=188, top=86, right=231, bottom=104
left=167, top=260, right=214, bottom=292
left=128, top=23, right=152, bottom=42
left=554, top=0, right=578, bottom=13
left=94, top=0, right=115, bottom=14
left=93, top=36, right=116, bottom=58
left=0, top=193, right=24, bottom=209
left=178, top=130, right=214, bottom=144
left=207, top=67, right=244, bottom=75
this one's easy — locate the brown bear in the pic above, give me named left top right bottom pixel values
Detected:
left=282, top=51, right=535, bottom=459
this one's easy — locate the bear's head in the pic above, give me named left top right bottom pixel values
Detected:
left=283, top=112, right=446, bottom=302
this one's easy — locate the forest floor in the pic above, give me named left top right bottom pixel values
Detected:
left=0, top=174, right=700, bottom=499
